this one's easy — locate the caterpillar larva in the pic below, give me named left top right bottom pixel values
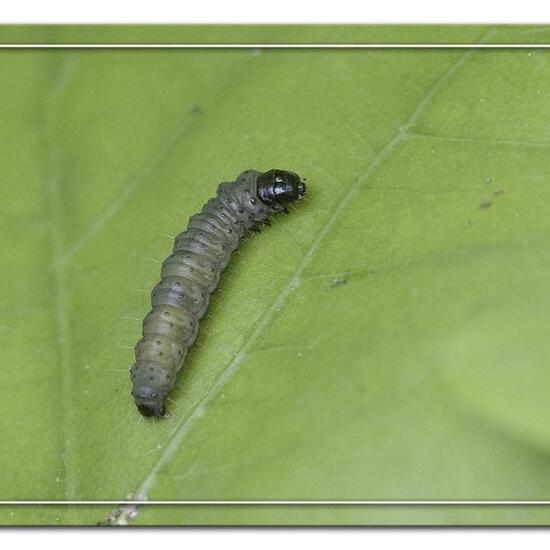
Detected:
left=130, top=169, right=306, bottom=417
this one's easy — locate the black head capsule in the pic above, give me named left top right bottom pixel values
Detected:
left=256, top=169, right=306, bottom=208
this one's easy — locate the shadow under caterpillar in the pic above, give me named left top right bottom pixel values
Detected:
left=130, top=169, right=306, bottom=418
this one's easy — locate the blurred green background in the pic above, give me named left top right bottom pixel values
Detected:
left=2, top=25, right=550, bottom=525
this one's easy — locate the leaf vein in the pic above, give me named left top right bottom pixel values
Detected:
left=407, top=132, right=550, bottom=149
left=44, top=54, right=77, bottom=499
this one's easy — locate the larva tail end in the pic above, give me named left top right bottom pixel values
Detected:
left=137, top=401, right=167, bottom=418
left=132, top=387, right=168, bottom=418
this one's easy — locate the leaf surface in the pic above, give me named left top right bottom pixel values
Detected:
left=2, top=25, right=550, bottom=525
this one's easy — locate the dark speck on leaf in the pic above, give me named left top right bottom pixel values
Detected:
left=480, top=200, right=492, bottom=209
left=191, top=104, right=204, bottom=116
left=329, top=277, right=347, bottom=288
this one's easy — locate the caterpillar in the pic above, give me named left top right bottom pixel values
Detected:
left=130, top=169, right=306, bottom=418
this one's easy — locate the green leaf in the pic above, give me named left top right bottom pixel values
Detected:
left=2, top=25, right=550, bottom=525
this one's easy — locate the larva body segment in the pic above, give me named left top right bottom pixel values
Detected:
left=130, top=169, right=306, bottom=417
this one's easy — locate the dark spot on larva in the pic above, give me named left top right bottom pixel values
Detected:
left=186, top=255, right=191, bottom=260
left=480, top=200, right=492, bottom=209
left=163, top=311, right=169, bottom=316
left=149, top=366, right=154, bottom=371
left=149, top=377, right=154, bottom=381
left=175, top=281, right=181, bottom=286
left=169, top=322, right=174, bottom=327
left=155, top=340, right=161, bottom=345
